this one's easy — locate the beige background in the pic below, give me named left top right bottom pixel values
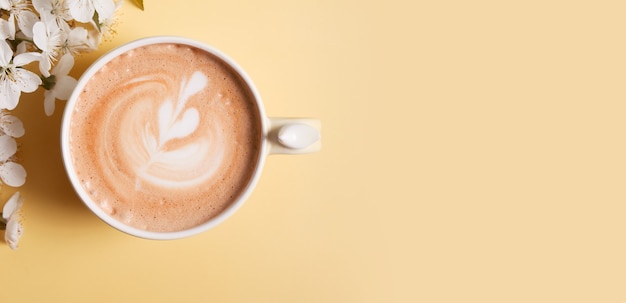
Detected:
left=1, top=0, right=626, bottom=302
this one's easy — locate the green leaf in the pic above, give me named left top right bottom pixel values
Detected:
left=134, top=0, right=144, bottom=10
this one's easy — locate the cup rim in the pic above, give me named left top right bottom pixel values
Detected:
left=61, top=36, right=269, bottom=240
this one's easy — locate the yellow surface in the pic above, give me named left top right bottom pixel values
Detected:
left=2, top=0, right=626, bottom=302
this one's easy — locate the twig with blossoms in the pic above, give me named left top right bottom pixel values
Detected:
left=0, top=0, right=122, bottom=250
left=0, top=110, right=25, bottom=250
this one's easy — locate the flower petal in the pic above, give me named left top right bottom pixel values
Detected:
left=5, top=213, right=23, bottom=250
left=16, top=41, right=28, bottom=55
left=94, top=0, right=116, bottom=21
left=54, top=75, right=78, bottom=101
left=44, top=90, right=56, bottom=116
left=32, top=21, right=48, bottom=51
left=5, top=14, right=15, bottom=40
left=0, top=40, right=13, bottom=67
left=0, top=19, right=13, bottom=40
left=0, top=114, right=25, bottom=138
left=2, top=191, right=22, bottom=221
left=0, top=81, right=20, bottom=110
left=17, top=11, right=39, bottom=39
left=68, top=0, right=95, bottom=23
left=0, top=162, right=27, bottom=187
left=66, top=27, right=90, bottom=53
left=0, top=0, right=9, bottom=10
left=13, top=68, right=42, bottom=93
left=0, top=135, right=17, bottom=162
left=39, top=56, right=52, bottom=77
left=13, top=51, right=41, bottom=67
left=52, top=53, right=75, bottom=76
left=32, top=0, right=53, bottom=15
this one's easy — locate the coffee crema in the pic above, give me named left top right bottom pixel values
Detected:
left=68, top=43, right=262, bottom=232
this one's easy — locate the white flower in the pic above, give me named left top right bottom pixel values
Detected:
left=33, top=19, right=63, bottom=77
left=0, top=41, right=42, bottom=110
left=33, top=0, right=73, bottom=27
left=67, top=0, right=115, bottom=23
left=43, top=53, right=77, bottom=116
left=0, top=134, right=25, bottom=187
left=3, top=0, right=39, bottom=38
left=86, top=0, right=121, bottom=48
left=0, top=111, right=24, bottom=138
left=2, top=191, right=23, bottom=250
left=61, top=27, right=94, bottom=55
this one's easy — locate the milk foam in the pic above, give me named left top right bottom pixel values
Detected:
left=128, top=71, right=225, bottom=189
left=69, top=43, right=262, bottom=232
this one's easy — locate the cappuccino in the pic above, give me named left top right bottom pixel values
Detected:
left=68, top=43, right=262, bottom=232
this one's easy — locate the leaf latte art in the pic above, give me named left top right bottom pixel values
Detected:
left=69, top=44, right=262, bottom=232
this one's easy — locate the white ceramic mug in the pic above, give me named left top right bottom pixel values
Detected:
left=61, top=36, right=321, bottom=239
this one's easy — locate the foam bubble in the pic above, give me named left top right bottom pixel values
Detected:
left=99, top=199, right=116, bottom=215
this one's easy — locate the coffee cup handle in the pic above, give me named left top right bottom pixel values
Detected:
left=267, top=118, right=321, bottom=154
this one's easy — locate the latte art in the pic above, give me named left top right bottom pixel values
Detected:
left=123, top=71, right=224, bottom=189
left=68, top=43, right=262, bottom=232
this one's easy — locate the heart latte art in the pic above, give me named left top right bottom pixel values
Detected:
left=68, top=43, right=262, bottom=232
